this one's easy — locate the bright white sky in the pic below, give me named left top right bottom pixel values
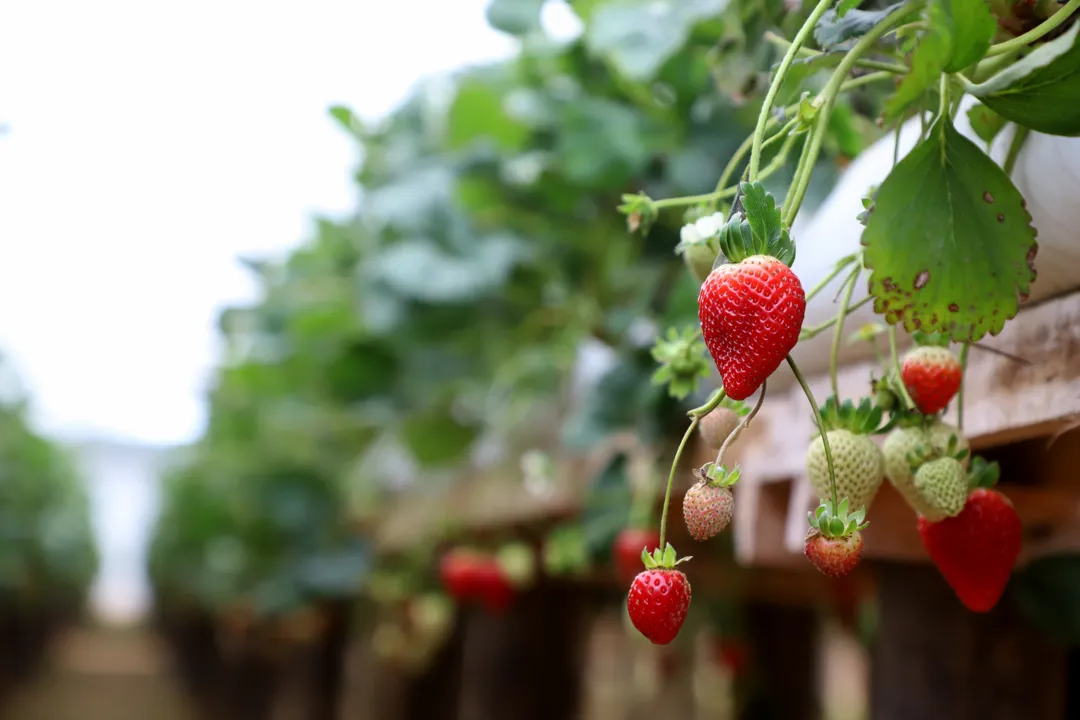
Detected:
left=0, top=1, right=580, bottom=446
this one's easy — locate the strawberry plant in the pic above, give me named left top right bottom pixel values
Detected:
left=620, top=0, right=1078, bottom=635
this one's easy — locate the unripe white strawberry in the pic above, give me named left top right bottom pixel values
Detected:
left=883, top=421, right=969, bottom=512
left=807, top=429, right=884, bottom=512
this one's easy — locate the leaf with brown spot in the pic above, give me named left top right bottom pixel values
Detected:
left=861, top=117, right=1037, bottom=342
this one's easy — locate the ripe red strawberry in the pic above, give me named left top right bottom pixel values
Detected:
left=439, top=548, right=483, bottom=601
left=901, top=345, right=962, bottom=415
left=682, top=464, right=739, bottom=541
left=613, top=528, right=661, bottom=584
left=710, top=637, right=750, bottom=677
left=918, top=488, right=1022, bottom=612
left=804, top=499, right=867, bottom=579
left=473, top=558, right=515, bottom=615
left=698, top=255, right=805, bottom=401
left=627, top=544, right=692, bottom=645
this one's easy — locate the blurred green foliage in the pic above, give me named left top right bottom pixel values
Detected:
left=148, top=0, right=888, bottom=617
left=0, top=391, right=97, bottom=611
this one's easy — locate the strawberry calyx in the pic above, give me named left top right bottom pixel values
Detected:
left=714, top=181, right=796, bottom=268
left=699, top=462, right=742, bottom=488
left=641, top=542, right=693, bottom=571
left=816, top=395, right=886, bottom=436
left=905, top=432, right=969, bottom=473
left=807, top=498, right=869, bottom=540
left=966, top=455, right=1000, bottom=491
left=912, top=330, right=951, bottom=348
left=651, top=327, right=712, bottom=401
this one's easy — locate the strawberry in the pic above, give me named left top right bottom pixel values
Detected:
left=473, top=558, right=515, bottom=615
left=804, top=499, right=868, bottom=579
left=918, top=488, right=1022, bottom=612
left=913, top=457, right=967, bottom=522
left=805, top=397, right=885, bottom=513
left=439, top=548, right=483, bottom=602
left=699, top=256, right=805, bottom=401
left=697, top=182, right=803, bottom=402
left=683, top=464, right=739, bottom=541
left=883, top=421, right=969, bottom=512
left=697, top=400, right=749, bottom=449
left=627, top=544, right=692, bottom=645
left=901, top=345, right=962, bottom=415
left=613, top=527, right=661, bottom=583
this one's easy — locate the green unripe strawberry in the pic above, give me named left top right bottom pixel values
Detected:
left=913, top=457, right=968, bottom=521
left=807, top=429, right=884, bottom=512
left=805, top=396, right=886, bottom=512
left=883, top=421, right=969, bottom=510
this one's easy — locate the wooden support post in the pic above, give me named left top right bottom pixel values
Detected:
left=742, top=602, right=821, bottom=720
left=870, top=562, right=1066, bottom=720
left=458, top=581, right=585, bottom=720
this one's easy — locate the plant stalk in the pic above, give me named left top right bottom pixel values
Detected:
left=786, top=355, right=838, bottom=508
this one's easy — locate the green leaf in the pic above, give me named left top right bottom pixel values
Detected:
left=966, top=22, right=1080, bottom=137
left=837, top=0, right=863, bottom=16
left=861, top=118, right=1037, bottom=342
left=486, top=0, right=546, bottom=36
left=401, top=410, right=482, bottom=467
left=716, top=182, right=795, bottom=266
left=447, top=80, right=531, bottom=152
left=328, top=105, right=366, bottom=140
left=884, top=0, right=995, bottom=122
left=814, top=3, right=904, bottom=50
left=966, top=103, right=1008, bottom=146
left=585, top=0, right=728, bottom=81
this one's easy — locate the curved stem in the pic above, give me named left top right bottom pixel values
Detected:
left=985, top=0, right=1080, bottom=57
left=748, top=0, right=835, bottom=182
left=830, top=265, right=861, bottom=400
left=782, top=8, right=915, bottom=227
left=659, top=419, right=700, bottom=549
left=786, top=355, right=838, bottom=508
left=763, top=31, right=910, bottom=75
left=714, top=383, right=767, bottom=467
left=799, top=295, right=874, bottom=340
left=888, top=326, right=915, bottom=410
left=691, top=388, right=727, bottom=420
left=956, top=343, right=970, bottom=431
left=805, top=253, right=859, bottom=303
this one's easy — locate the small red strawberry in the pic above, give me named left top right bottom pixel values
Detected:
left=473, top=558, right=515, bottom=615
left=627, top=543, right=692, bottom=645
left=439, top=548, right=483, bottom=602
left=901, top=345, right=962, bottom=415
left=697, top=182, right=803, bottom=401
left=918, top=487, right=1021, bottom=613
left=710, top=637, right=750, bottom=677
left=613, top=527, right=661, bottom=584
left=683, top=464, right=739, bottom=541
left=804, top=498, right=868, bottom=579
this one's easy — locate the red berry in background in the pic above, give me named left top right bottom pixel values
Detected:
left=628, top=568, right=692, bottom=645
left=474, top=559, right=515, bottom=615
left=918, top=488, right=1022, bottom=613
left=613, top=528, right=661, bottom=583
left=440, top=549, right=482, bottom=602
left=711, top=637, right=750, bottom=678
left=698, top=255, right=805, bottom=401
left=901, top=345, right=963, bottom=415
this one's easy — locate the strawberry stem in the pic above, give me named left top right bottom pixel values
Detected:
left=829, top=265, right=861, bottom=400
left=714, top=382, right=766, bottom=468
left=659, top=389, right=728, bottom=548
left=786, top=355, right=839, bottom=509
left=746, top=0, right=833, bottom=182
left=956, top=342, right=970, bottom=431
left=888, top=326, right=916, bottom=411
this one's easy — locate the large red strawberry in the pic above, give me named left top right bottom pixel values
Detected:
left=918, top=488, right=1022, bottom=612
left=613, top=527, right=661, bottom=584
left=627, top=544, right=692, bottom=645
left=699, top=255, right=805, bottom=401
left=901, top=345, right=962, bottom=415
left=474, top=558, right=515, bottom=614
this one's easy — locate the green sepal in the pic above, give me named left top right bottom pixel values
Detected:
left=816, top=395, right=886, bottom=435
left=714, top=182, right=796, bottom=267
left=966, top=455, right=1000, bottom=491
left=702, top=463, right=742, bottom=488
left=641, top=542, right=692, bottom=571
left=650, top=326, right=712, bottom=400
left=912, top=330, right=950, bottom=348
left=905, top=432, right=968, bottom=472
left=807, top=498, right=869, bottom=539
left=618, top=192, right=658, bottom=235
